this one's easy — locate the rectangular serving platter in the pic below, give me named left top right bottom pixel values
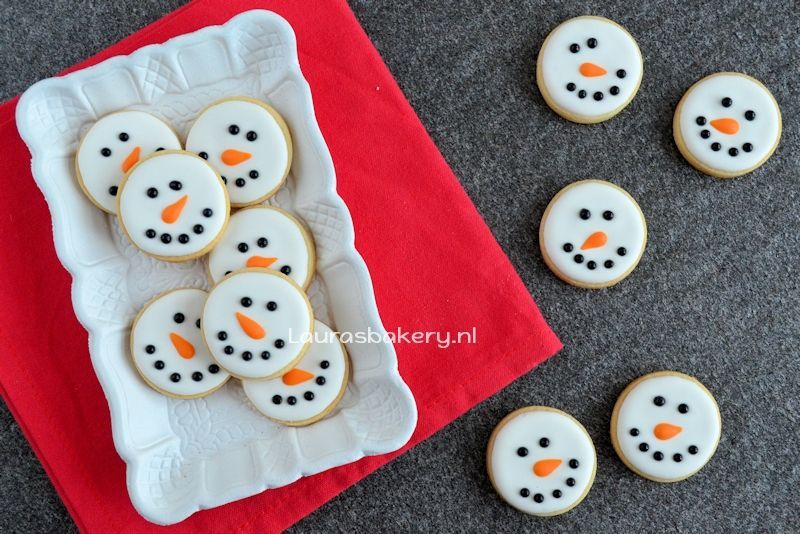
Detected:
left=16, top=10, right=417, bottom=525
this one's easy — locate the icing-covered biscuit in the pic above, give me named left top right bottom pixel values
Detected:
left=130, top=288, right=230, bottom=398
left=242, top=321, right=348, bottom=426
left=674, top=72, right=781, bottom=178
left=487, top=407, right=596, bottom=517
left=117, top=151, right=229, bottom=262
left=539, top=180, right=647, bottom=288
left=76, top=111, right=181, bottom=213
left=537, top=16, right=643, bottom=123
left=208, top=206, right=315, bottom=289
left=201, top=269, right=313, bottom=379
left=186, top=97, right=292, bottom=207
left=611, top=371, right=721, bottom=482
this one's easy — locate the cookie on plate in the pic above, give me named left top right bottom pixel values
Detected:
left=539, top=179, right=646, bottom=288
left=76, top=111, right=181, bottom=213
left=673, top=72, right=781, bottom=178
left=610, top=371, right=721, bottom=482
left=487, top=407, right=596, bottom=516
left=536, top=16, right=643, bottom=124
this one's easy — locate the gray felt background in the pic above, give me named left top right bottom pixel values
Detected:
left=1, top=0, right=798, bottom=532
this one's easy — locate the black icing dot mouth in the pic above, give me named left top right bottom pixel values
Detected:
left=565, top=81, right=624, bottom=102
left=140, top=312, right=212, bottom=382
left=522, top=457, right=583, bottom=505
left=631, top=436, right=700, bottom=463
left=694, top=114, right=755, bottom=157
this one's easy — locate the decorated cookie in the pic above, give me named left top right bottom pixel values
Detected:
left=185, top=97, right=292, bottom=207
left=76, top=111, right=181, bottom=213
left=539, top=180, right=646, bottom=288
left=536, top=16, right=643, bottom=124
left=201, top=269, right=313, bottom=379
left=242, top=321, right=348, bottom=426
left=487, top=407, right=596, bottom=517
left=117, top=151, right=229, bottom=262
left=208, top=206, right=315, bottom=289
left=611, top=371, right=721, bottom=483
left=673, top=72, right=781, bottom=178
left=130, top=289, right=230, bottom=398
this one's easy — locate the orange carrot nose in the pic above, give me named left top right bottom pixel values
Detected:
left=654, top=422, right=683, bottom=440
left=581, top=231, right=608, bottom=250
left=579, top=62, right=607, bottom=77
left=235, top=311, right=265, bottom=340
left=710, top=118, right=740, bottom=135
left=221, top=149, right=252, bottom=166
left=246, top=256, right=278, bottom=268
left=121, top=146, right=141, bottom=172
left=533, top=458, right=562, bottom=477
left=282, top=368, right=314, bottom=386
left=169, top=332, right=195, bottom=359
left=161, top=195, right=188, bottom=224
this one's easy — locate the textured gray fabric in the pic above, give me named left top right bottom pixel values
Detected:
left=2, top=0, right=799, bottom=532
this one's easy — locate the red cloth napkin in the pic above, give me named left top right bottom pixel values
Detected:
left=0, top=0, right=561, bottom=531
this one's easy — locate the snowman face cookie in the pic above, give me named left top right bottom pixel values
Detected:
left=487, top=407, right=596, bottom=516
left=117, top=151, right=229, bottom=262
left=674, top=73, right=781, bottom=178
left=186, top=97, right=292, bottom=207
left=242, top=321, right=348, bottom=426
left=611, top=371, right=721, bottom=482
left=131, top=289, right=230, bottom=398
left=201, top=269, right=313, bottom=379
left=537, top=16, right=643, bottom=123
left=208, top=206, right=315, bottom=288
left=76, top=111, right=181, bottom=213
left=540, top=180, right=646, bottom=288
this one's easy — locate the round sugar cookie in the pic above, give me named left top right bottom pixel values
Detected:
left=117, top=150, right=229, bottom=262
left=536, top=16, right=643, bottom=124
left=76, top=111, right=181, bottom=213
left=242, top=321, right=349, bottom=426
left=487, top=407, right=596, bottom=517
left=208, top=206, right=315, bottom=289
left=185, top=97, right=292, bottom=207
left=673, top=72, right=781, bottom=178
left=201, top=269, right=313, bottom=379
left=539, top=180, right=646, bottom=288
left=611, top=371, right=721, bottom=483
left=130, top=288, right=230, bottom=398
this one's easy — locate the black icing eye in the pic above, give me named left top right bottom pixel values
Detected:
left=147, top=187, right=158, bottom=198
left=653, top=396, right=666, bottom=406
left=579, top=208, right=591, bottom=220
left=616, top=69, right=626, bottom=79
left=238, top=242, right=249, bottom=253
left=246, top=131, right=258, bottom=141
left=169, top=180, right=182, bottom=191
left=228, top=124, right=240, bottom=135
left=696, top=116, right=706, bottom=126
left=257, top=237, right=268, bottom=248
left=678, top=403, right=689, bottom=414
left=173, top=313, right=185, bottom=323
left=744, top=110, right=756, bottom=121
left=266, top=301, right=277, bottom=311
left=118, top=132, right=129, bottom=142
left=602, top=210, right=614, bottom=220
left=539, top=437, right=550, bottom=448
left=517, top=447, right=528, bottom=457
left=240, top=297, right=252, bottom=307
left=721, top=97, right=733, bottom=108
left=100, top=147, right=112, bottom=157
left=569, top=43, right=580, bottom=53
left=587, top=37, right=597, bottom=48
left=198, top=151, right=209, bottom=160
left=280, top=266, right=292, bottom=275
left=249, top=170, right=260, bottom=179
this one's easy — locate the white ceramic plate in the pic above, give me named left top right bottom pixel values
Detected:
left=16, top=10, right=417, bottom=525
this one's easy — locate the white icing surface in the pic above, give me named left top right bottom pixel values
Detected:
left=118, top=152, right=228, bottom=260
left=242, top=321, right=347, bottom=424
left=208, top=206, right=314, bottom=288
left=76, top=111, right=181, bottom=213
left=131, top=289, right=230, bottom=397
left=201, top=269, right=313, bottom=379
left=541, top=180, right=646, bottom=286
left=489, top=409, right=595, bottom=516
left=185, top=99, right=291, bottom=206
left=539, top=17, right=642, bottom=119
left=677, top=74, right=780, bottom=174
left=614, top=374, right=721, bottom=481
